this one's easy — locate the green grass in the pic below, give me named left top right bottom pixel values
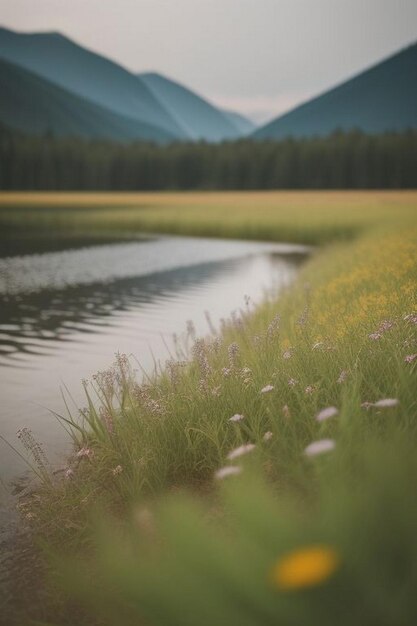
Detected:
left=3, top=191, right=417, bottom=625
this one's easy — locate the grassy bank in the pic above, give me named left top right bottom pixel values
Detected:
left=1, top=190, right=417, bottom=244
left=3, top=192, right=417, bottom=625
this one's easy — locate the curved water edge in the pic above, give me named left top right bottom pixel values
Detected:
left=0, top=235, right=308, bottom=296
left=0, top=234, right=309, bottom=536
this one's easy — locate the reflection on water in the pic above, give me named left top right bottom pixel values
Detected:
left=0, top=261, right=259, bottom=364
left=0, top=235, right=308, bottom=486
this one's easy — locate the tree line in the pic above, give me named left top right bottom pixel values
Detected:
left=0, top=126, right=416, bottom=190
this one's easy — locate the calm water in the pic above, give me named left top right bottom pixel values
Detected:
left=0, top=234, right=308, bottom=491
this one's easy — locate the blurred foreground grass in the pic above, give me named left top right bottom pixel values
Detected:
left=3, top=191, right=417, bottom=625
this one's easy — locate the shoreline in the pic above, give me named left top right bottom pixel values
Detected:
left=1, top=191, right=416, bottom=624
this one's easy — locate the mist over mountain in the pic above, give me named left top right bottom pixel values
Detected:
left=0, top=26, right=185, bottom=139
left=139, top=72, right=254, bottom=141
left=0, top=25, right=415, bottom=145
left=221, top=111, right=255, bottom=136
left=0, top=58, right=176, bottom=142
left=0, top=26, right=256, bottom=143
left=254, top=43, right=417, bottom=140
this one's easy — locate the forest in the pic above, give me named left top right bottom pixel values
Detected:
left=1, top=126, right=416, bottom=190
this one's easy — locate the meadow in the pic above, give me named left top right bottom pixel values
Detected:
left=1, top=190, right=416, bottom=244
left=2, top=191, right=417, bottom=625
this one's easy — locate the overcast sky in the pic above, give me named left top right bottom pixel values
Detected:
left=1, top=0, right=416, bottom=122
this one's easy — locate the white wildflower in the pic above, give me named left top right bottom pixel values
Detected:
left=304, top=439, right=336, bottom=457
left=315, top=406, right=339, bottom=422
left=227, top=443, right=256, bottom=460
left=373, top=398, right=399, bottom=408
left=229, top=413, right=245, bottom=422
left=215, top=466, right=242, bottom=480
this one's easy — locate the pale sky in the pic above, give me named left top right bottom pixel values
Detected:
left=1, top=0, right=416, bottom=123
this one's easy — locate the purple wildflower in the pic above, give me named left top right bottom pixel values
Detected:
left=379, top=320, right=394, bottom=332
left=369, top=319, right=395, bottom=340
left=228, top=342, right=240, bottom=369
left=77, top=447, right=94, bottom=459
left=337, top=370, right=348, bottom=384
left=267, top=314, right=280, bottom=339
left=369, top=332, right=382, bottom=341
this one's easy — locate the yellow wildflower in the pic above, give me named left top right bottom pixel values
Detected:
left=270, top=545, right=340, bottom=591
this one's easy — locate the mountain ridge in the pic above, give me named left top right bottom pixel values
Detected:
left=0, top=25, right=255, bottom=142
left=1, top=25, right=414, bottom=144
left=0, top=57, right=176, bottom=142
left=0, top=26, right=185, bottom=139
left=253, top=42, right=417, bottom=139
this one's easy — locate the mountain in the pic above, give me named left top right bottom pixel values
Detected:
left=221, top=110, right=255, bottom=136
left=0, top=26, right=185, bottom=139
left=254, top=43, right=417, bottom=140
left=0, top=58, right=175, bottom=142
left=139, top=72, right=250, bottom=141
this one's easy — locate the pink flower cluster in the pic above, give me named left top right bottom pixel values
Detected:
left=369, top=319, right=394, bottom=341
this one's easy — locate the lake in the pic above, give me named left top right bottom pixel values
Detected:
left=0, top=234, right=308, bottom=493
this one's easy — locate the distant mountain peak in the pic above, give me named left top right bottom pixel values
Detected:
left=0, top=24, right=254, bottom=143
left=253, top=42, right=417, bottom=140
left=0, top=25, right=67, bottom=40
left=0, top=25, right=186, bottom=139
